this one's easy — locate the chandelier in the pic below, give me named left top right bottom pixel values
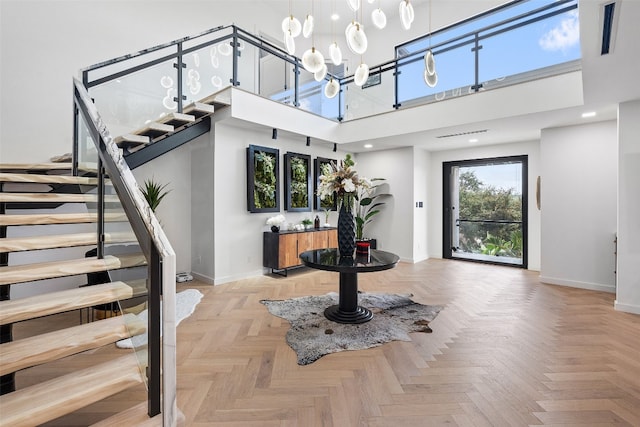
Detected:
left=281, top=0, right=436, bottom=99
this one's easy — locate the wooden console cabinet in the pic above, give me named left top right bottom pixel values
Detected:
left=263, top=228, right=338, bottom=275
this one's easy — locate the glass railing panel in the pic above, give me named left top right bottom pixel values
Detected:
left=235, top=38, right=257, bottom=94
left=478, top=7, right=580, bottom=87
left=75, top=110, right=100, bottom=177
left=453, top=220, right=523, bottom=265
left=341, top=66, right=395, bottom=121
left=297, top=68, right=330, bottom=117
left=182, top=37, right=234, bottom=105
left=88, top=61, right=178, bottom=139
left=396, top=40, right=476, bottom=107
left=254, top=48, right=295, bottom=105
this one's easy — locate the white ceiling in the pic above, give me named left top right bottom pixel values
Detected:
left=256, top=0, right=639, bottom=152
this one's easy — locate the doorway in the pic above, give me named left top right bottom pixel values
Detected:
left=443, top=155, right=528, bottom=268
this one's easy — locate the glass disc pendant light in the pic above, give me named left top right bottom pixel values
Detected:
left=281, top=15, right=302, bottom=37
left=424, top=69, right=438, bottom=87
left=347, top=0, right=360, bottom=12
left=424, top=50, right=436, bottom=75
left=371, top=8, right=387, bottom=29
left=399, top=0, right=415, bottom=30
left=302, top=47, right=325, bottom=73
left=314, top=63, right=328, bottom=82
left=324, top=78, right=340, bottom=98
left=354, top=62, right=370, bottom=86
left=329, top=41, right=342, bottom=65
left=303, top=14, right=314, bottom=38
left=346, top=22, right=368, bottom=55
left=284, top=30, right=296, bottom=55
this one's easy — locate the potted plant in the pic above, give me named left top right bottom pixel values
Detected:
left=301, top=218, right=313, bottom=230
left=141, top=178, right=171, bottom=213
left=355, top=178, right=388, bottom=242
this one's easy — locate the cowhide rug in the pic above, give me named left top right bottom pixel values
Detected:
left=260, top=292, right=443, bottom=365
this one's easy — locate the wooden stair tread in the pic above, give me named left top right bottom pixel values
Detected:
left=0, top=163, right=73, bottom=172
left=0, top=231, right=137, bottom=252
left=0, top=313, right=146, bottom=376
left=0, top=281, right=134, bottom=325
left=114, top=133, right=150, bottom=150
left=91, top=402, right=163, bottom=427
left=183, top=101, right=215, bottom=118
left=0, top=254, right=147, bottom=286
left=0, top=212, right=128, bottom=226
left=198, top=92, right=231, bottom=107
left=0, top=353, right=144, bottom=427
left=0, top=192, right=120, bottom=203
left=0, top=172, right=98, bottom=185
left=158, top=112, right=196, bottom=126
left=132, top=121, right=174, bottom=139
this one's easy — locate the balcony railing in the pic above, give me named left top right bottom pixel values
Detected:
left=79, top=0, right=579, bottom=136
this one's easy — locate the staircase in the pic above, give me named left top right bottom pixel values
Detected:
left=0, top=164, right=157, bottom=426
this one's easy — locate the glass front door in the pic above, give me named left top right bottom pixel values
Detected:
left=443, top=156, right=528, bottom=268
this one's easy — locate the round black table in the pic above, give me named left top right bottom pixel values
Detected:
left=299, top=248, right=400, bottom=324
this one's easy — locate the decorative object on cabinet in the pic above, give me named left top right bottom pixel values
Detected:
left=247, top=144, right=280, bottom=213
left=284, top=152, right=312, bottom=212
left=314, top=157, right=337, bottom=211
left=266, top=214, right=286, bottom=232
left=263, top=228, right=338, bottom=276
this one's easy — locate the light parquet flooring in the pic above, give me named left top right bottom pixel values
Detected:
left=173, top=259, right=640, bottom=427
left=9, top=259, right=640, bottom=426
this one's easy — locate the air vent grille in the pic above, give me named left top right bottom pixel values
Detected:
left=436, top=129, right=488, bottom=139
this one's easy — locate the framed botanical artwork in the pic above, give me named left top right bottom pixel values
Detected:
left=284, top=152, right=312, bottom=212
left=247, top=144, right=280, bottom=213
left=314, top=157, right=337, bottom=211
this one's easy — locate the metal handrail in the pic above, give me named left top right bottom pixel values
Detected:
left=80, top=0, right=578, bottom=123
left=72, top=78, right=176, bottom=424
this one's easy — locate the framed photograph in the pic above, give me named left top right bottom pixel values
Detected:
left=314, top=157, right=337, bottom=211
left=284, top=152, right=312, bottom=212
left=247, top=144, right=280, bottom=213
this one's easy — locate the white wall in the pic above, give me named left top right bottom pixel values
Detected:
left=0, top=0, right=281, bottom=162
left=354, top=147, right=416, bottom=262
left=539, top=121, right=617, bottom=292
left=207, top=121, right=349, bottom=284
left=428, top=140, right=541, bottom=270
left=413, top=148, right=430, bottom=263
left=615, top=101, right=640, bottom=314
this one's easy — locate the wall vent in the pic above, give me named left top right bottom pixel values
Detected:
left=601, top=2, right=619, bottom=55
left=436, top=129, right=488, bottom=139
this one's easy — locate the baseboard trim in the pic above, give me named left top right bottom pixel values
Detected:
left=614, top=301, right=640, bottom=315
left=539, top=275, right=615, bottom=293
left=191, top=271, right=214, bottom=285
left=213, top=269, right=264, bottom=286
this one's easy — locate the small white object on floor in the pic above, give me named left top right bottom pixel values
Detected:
left=117, top=289, right=203, bottom=349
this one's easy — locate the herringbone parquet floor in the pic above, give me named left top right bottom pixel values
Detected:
left=11, top=258, right=640, bottom=426
left=175, top=259, right=640, bottom=426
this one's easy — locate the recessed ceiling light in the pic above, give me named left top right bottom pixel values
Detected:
left=469, top=138, right=478, bottom=143
left=331, top=13, right=340, bottom=21
left=582, top=111, right=597, bottom=118
left=364, top=143, right=373, bottom=148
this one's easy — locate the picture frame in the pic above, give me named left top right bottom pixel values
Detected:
left=314, top=156, right=337, bottom=211
left=247, top=144, right=280, bottom=213
left=284, top=152, right=312, bottom=212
